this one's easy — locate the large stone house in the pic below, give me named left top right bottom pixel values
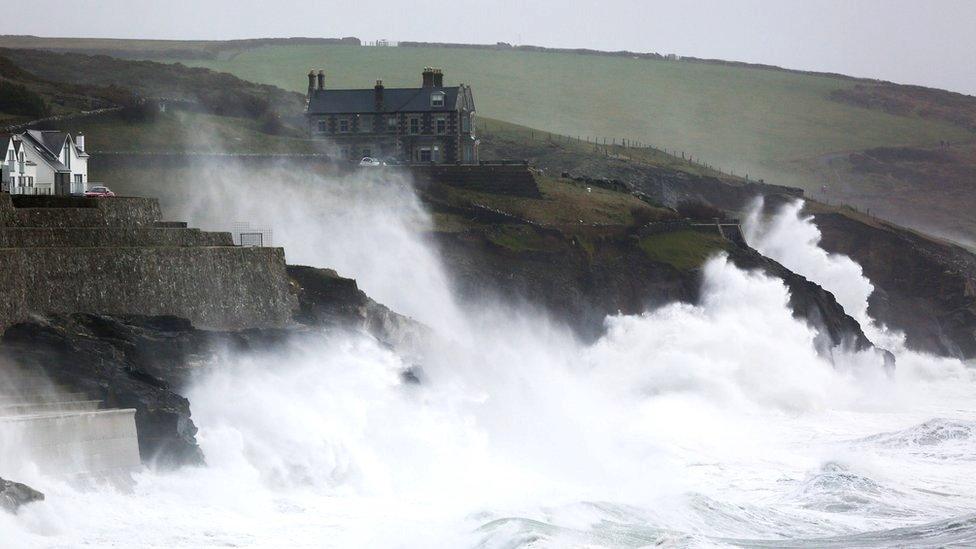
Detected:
left=2, top=130, right=89, bottom=195
left=305, top=67, right=479, bottom=164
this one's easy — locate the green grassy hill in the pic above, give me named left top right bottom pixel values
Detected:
left=164, top=44, right=972, bottom=190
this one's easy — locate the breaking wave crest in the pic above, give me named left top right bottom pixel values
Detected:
left=4, top=175, right=975, bottom=548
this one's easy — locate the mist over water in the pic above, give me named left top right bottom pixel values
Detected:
left=4, top=173, right=976, bottom=547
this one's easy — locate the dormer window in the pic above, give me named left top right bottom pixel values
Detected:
left=430, top=92, right=445, bottom=108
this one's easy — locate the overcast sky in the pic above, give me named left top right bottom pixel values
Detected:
left=3, top=0, right=975, bottom=94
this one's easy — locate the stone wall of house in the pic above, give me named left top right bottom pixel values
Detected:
left=0, top=195, right=296, bottom=330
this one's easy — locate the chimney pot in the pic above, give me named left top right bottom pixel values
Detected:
left=316, top=70, right=325, bottom=90
left=76, top=133, right=85, bottom=152
left=374, top=80, right=385, bottom=110
left=422, top=67, right=436, bottom=88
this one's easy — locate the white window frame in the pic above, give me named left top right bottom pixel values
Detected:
left=339, top=119, right=350, bottom=133
left=435, top=117, right=446, bottom=134
left=430, top=92, right=445, bottom=107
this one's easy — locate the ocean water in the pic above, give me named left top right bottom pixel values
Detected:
left=2, top=174, right=974, bottom=548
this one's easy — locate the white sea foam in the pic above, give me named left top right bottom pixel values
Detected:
left=3, top=175, right=975, bottom=548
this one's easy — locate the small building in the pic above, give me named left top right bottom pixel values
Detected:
left=304, top=67, right=479, bottom=164
left=2, top=130, right=89, bottom=195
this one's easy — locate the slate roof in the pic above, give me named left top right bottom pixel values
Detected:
left=307, top=86, right=464, bottom=114
left=22, top=130, right=69, bottom=172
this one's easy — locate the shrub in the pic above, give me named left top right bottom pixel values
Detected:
left=676, top=200, right=725, bottom=220
left=118, top=98, right=158, bottom=123
left=0, top=80, right=49, bottom=118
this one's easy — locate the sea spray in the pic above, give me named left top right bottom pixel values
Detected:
left=4, top=171, right=975, bottom=547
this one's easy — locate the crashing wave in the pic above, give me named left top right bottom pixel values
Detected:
left=857, top=418, right=976, bottom=449
left=793, top=461, right=912, bottom=516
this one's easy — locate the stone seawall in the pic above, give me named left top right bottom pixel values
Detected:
left=410, top=164, right=542, bottom=197
left=0, top=194, right=296, bottom=331
left=2, top=196, right=162, bottom=228
left=0, top=227, right=233, bottom=247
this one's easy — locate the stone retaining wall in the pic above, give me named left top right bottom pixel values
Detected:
left=0, top=246, right=294, bottom=330
left=0, top=194, right=296, bottom=330
left=0, top=227, right=233, bottom=248
left=410, top=164, right=542, bottom=197
left=0, top=195, right=162, bottom=228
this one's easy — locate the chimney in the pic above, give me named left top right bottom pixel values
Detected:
left=432, top=68, right=443, bottom=88
left=374, top=80, right=384, bottom=111
left=307, top=70, right=316, bottom=94
left=422, top=66, right=435, bottom=88
left=316, top=70, right=325, bottom=90
left=76, top=133, right=85, bottom=152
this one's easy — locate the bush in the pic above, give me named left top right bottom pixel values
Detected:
left=257, top=112, right=284, bottom=135
left=0, top=80, right=49, bottom=118
left=676, top=200, right=725, bottom=220
left=118, top=98, right=158, bottom=123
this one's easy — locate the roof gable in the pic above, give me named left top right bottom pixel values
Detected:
left=25, top=130, right=69, bottom=158
left=21, top=131, right=69, bottom=171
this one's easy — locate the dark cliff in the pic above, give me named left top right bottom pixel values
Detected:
left=431, top=226, right=871, bottom=352
left=813, top=211, right=976, bottom=358
left=0, top=268, right=424, bottom=468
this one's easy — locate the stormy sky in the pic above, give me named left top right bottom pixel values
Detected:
left=3, top=0, right=975, bottom=94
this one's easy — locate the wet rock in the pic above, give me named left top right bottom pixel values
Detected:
left=288, top=265, right=428, bottom=352
left=0, top=477, right=44, bottom=513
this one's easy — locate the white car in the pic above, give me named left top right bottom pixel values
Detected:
left=359, top=157, right=384, bottom=167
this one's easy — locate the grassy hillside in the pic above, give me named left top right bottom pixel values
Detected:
left=162, top=44, right=972, bottom=190
left=49, top=110, right=319, bottom=154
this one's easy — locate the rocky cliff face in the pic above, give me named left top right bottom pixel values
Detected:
left=0, top=267, right=424, bottom=468
left=0, top=477, right=44, bottom=513
left=813, top=212, right=976, bottom=358
left=432, top=229, right=871, bottom=352
left=500, top=139, right=974, bottom=360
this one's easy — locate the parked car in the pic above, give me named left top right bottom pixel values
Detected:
left=359, top=157, right=384, bottom=167
left=84, top=185, right=116, bottom=197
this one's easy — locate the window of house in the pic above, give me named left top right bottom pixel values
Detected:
left=432, top=145, right=441, bottom=162
left=461, top=113, right=470, bottom=132
left=317, top=120, right=328, bottom=132
left=359, top=115, right=373, bottom=133
left=409, top=117, right=420, bottom=134
left=74, top=174, right=83, bottom=183
left=339, top=119, right=350, bottom=133
left=435, top=118, right=446, bottom=134
left=64, top=143, right=71, bottom=169
left=387, top=116, right=397, bottom=131
left=419, top=147, right=432, bottom=162
left=6, top=150, right=12, bottom=162
left=430, top=92, right=445, bottom=107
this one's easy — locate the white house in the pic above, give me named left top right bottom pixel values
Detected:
left=1, top=130, right=89, bottom=195
left=2, top=137, right=37, bottom=194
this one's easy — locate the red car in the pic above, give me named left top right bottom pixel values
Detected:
left=84, top=185, right=116, bottom=197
